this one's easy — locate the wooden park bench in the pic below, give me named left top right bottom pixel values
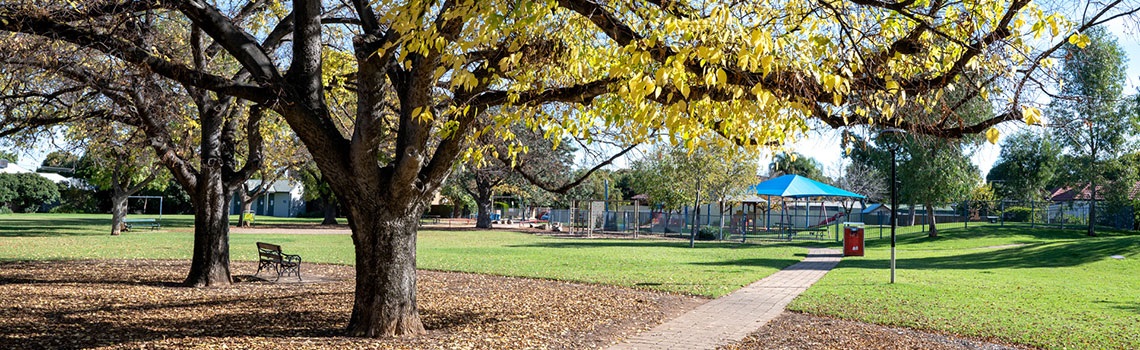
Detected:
left=255, top=242, right=302, bottom=281
left=123, top=218, right=161, bottom=231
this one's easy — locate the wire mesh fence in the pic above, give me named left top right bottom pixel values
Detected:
left=534, top=198, right=1137, bottom=241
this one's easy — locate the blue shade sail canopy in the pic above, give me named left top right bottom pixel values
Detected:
left=750, top=174, right=866, bottom=199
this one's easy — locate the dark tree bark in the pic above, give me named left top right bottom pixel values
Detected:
left=908, top=202, right=917, bottom=226
left=185, top=164, right=234, bottom=287
left=322, top=195, right=339, bottom=225
left=110, top=194, right=129, bottom=236
left=345, top=199, right=427, bottom=337
left=925, top=200, right=938, bottom=238
left=473, top=181, right=495, bottom=229
left=1088, top=182, right=1098, bottom=237
left=1087, top=144, right=1098, bottom=237
left=107, top=150, right=159, bottom=236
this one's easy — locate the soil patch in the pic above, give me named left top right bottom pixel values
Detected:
left=0, top=260, right=702, bottom=349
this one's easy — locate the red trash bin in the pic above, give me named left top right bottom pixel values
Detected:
left=843, top=224, right=864, bottom=257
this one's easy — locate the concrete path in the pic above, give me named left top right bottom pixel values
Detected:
left=609, top=248, right=842, bottom=350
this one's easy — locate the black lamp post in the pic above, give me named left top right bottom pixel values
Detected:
left=881, top=128, right=906, bottom=284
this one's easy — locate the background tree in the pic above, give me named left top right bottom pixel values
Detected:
left=832, top=162, right=886, bottom=221
left=297, top=162, right=340, bottom=225
left=631, top=141, right=759, bottom=215
left=986, top=131, right=1061, bottom=202
left=438, top=177, right=475, bottom=218
left=3, top=0, right=1135, bottom=337
left=457, top=122, right=606, bottom=228
left=0, top=173, right=60, bottom=213
left=899, top=139, right=980, bottom=237
left=39, top=151, right=103, bottom=213
left=236, top=120, right=307, bottom=227
left=1048, top=26, right=1137, bottom=236
left=769, top=152, right=824, bottom=180
left=835, top=162, right=886, bottom=203
left=849, top=110, right=987, bottom=237
left=73, top=124, right=164, bottom=235
left=0, top=11, right=273, bottom=286
left=39, top=151, right=80, bottom=172
left=0, top=150, right=17, bottom=163
left=454, top=160, right=514, bottom=228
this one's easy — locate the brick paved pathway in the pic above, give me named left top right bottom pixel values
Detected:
left=608, top=248, right=842, bottom=350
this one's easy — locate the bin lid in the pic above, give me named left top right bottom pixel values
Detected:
left=843, top=222, right=864, bottom=227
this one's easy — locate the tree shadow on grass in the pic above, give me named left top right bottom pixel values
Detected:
left=0, top=216, right=200, bottom=237
left=860, top=224, right=1140, bottom=249
left=0, top=217, right=113, bottom=237
left=688, top=258, right=801, bottom=270
left=507, top=240, right=768, bottom=250
left=1095, top=300, right=1140, bottom=314
left=843, top=236, right=1140, bottom=270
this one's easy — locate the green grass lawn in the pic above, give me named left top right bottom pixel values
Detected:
left=0, top=213, right=804, bottom=297
left=791, top=223, right=1140, bottom=349
left=9, top=213, right=1139, bottom=347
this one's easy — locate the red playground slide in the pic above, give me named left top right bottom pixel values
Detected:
left=817, top=212, right=846, bottom=226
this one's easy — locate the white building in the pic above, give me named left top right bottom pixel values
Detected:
left=229, top=179, right=306, bottom=217
left=0, top=159, right=80, bottom=185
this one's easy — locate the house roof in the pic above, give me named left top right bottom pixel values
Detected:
left=0, top=161, right=31, bottom=174
left=862, top=203, right=891, bottom=214
left=245, top=179, right=299, bottom=193
left=0, top=161, right=76, bottom=184
left=1049, top=185, right=1106, bottom=202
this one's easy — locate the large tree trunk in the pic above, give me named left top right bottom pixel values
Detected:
left=475, top=187, right=494, bottom=229
left=908, top=203, right=917, bottom=226
left=110, top=194, right=128, bottom=236
left=926, top=200, right=938, bottom=238
left=322, top=196, right=339, bottom=225
left=183, top=162, right=234, bottom=287
left=345, top=201, right=426, bottom=337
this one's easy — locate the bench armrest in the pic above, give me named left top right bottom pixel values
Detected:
left=283, top=253, right=302, bottom=264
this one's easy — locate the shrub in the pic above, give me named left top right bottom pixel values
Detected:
left=1002, top=206, right=1041, bottom=222
left=0, top=173, right=61, bottom=213
left=697, top=226, right=721, bottom=240
left=51, top=183, right=100, bottom=213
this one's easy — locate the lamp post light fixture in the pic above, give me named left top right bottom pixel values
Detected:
left=880, top=127, right=907, bottom=284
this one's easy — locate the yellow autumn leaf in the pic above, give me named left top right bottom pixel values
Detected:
left=985, top=128, right=999, bottom=145
left=885, top=80, right=900, bottom=93
left=1068, top=33, right=1091, bottom=49
left=1021, top=106, right=1043, bottom=125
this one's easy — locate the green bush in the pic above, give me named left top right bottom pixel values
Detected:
left=697, top=226, right=721, bottom=240
left=51, top=184, right=100, bottom=213
left=1002, top=206, right=1042, bottom=222
left=0, top=206, right=12, bottom=214
left=0, top=173, right=61, bottom=213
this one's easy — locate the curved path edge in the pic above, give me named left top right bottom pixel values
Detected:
left=608, top=248, right=843, bottom=350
